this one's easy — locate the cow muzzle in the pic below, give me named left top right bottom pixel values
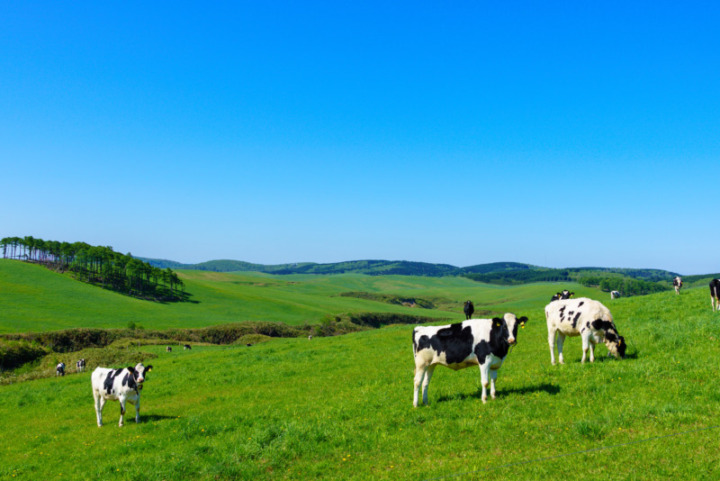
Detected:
left=508, top=337, right=516, bottom=345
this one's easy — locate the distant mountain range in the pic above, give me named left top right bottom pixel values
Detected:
left=140, top=258, right=685, bottom=284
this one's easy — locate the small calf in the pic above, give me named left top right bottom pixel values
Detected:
left=91, top=363, right=153, bottom=427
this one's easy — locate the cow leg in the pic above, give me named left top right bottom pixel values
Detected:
left=548, top=328, right=557, bottom=365
left=413, top=366, right=427, bottom=407
left=118, top=397, right=126, bottom=427
left=421, top=366, right=435, bottom=406
left=93, top=390, right=105, bottom=427
left=490, top=369, right=498, bottom=400
left=479, top=363, right=490, bottom=403
left=134, top=398, right=141, bottom=423
left=556, top=333, right=566, bottom=365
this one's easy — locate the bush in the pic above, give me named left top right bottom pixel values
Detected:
left=0, top=340, right=49, bottom=370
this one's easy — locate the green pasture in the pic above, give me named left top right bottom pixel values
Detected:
left=1, top=269, right=720, bottom=479
left=0, top=259, right=603, bottom=333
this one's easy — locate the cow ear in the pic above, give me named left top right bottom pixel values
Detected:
left=127, top=366, right=135, bottom=372
left=146, top=365, right=153, bottom=372
left=492, top=317, right=503, bottom=327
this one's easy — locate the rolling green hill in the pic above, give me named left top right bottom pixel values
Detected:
left=142, top=257, right=683, bottom=283
left=1, top=278, right=718, bottom=480
left=0, top=259, right=606, bottom=334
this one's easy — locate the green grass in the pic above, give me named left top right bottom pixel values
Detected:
left=0, top=259, right=603, bottom=333
left=2, top=272, right=720, bottom=479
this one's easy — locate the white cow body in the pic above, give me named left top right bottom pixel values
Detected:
left=412, top=313, right=527, bottom=405
left=545, top=298, right=625, bottom=365
left=91, top=363, right=152, bottom=427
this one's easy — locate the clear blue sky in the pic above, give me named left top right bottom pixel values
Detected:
left=2, top=1, right=718, bottom=274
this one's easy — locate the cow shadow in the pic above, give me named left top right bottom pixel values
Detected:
left=141, top=414, right=178, bottom=423
left=437, top=382, right=560, bottom=403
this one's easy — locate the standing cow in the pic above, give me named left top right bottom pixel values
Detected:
left=76, top=359, right=86, bottom=373
left=412, top=313, right=528, bottom=405
left=56, top=362, right=66, bottom=377
left=545, top=298, right=626, bottom=364
left=710, top=279, right=720, bottom=311
left=610, top=291, right=620, bottom=300
left=673, top=276, right=683, bottom=295
left=463, top=300, right=475, bottom=319
left=91, top=363, right=153, bottom=427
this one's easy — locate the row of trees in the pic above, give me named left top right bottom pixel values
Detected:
left=1, top=236, right=186, bottom=301
left=578, top=275, right=669, bottom=296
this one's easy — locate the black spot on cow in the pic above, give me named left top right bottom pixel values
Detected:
left=591, top=319, right=614, bottom=332
left=121, top=371, right=138, bottom=391
left=417, top=322, right=475, bottom=365
left=572, top=312, right=582, bottom=328
left=578, top=301, right=584, bottom=307
left=103, top=369, right=123, bottom=395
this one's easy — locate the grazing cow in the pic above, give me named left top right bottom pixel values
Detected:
left=673, top=276, right=683, bottom=295
left=91, top=363, right=153, bottom=427
left=183, top=344, right=191, bottom=350
left=545, top=298, right=626, bottom=365
left=308, top=335, right=313, bottom=340
left=710, top=279, right=720, bottom=311
left=610, top=290, right=620, bottom=300
left=166, top=346, right=172, bottom=352
left=412, top=313, right=528, bottom=405
left=463, top=300, right=475, bottom=320
left=56, top=362, right=65, bottom=377
left=76, top=359, right=86, bottom=373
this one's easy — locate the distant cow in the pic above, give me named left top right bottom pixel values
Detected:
left=56, top=362, right=66, bottom=377
left=551, top=290, right=575, bottom=302
left=610, top=291, right=620, bottom=299
left=673, top=276, right=683, bottom=295
left=463, top=300, right=475, bottom=319
left=183, top=344, right=191, bottom=350
left=711, top=279, right=720, bottom=311
left=412, top=313, right=528, bottom=405
left=76, top=359, right=86, bottom=373
left=91, top=363, right=153, bottom=427
left=166, top=346, right=172, bottom=352
left=545, top=298, right=626, bottom=364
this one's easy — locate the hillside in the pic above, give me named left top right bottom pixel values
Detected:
left=142, top=257, right=682, bottom=283
left=1, top=282, right=719, bottom=479
left=0, top=259, right=606, bottom=334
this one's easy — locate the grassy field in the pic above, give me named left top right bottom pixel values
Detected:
left=0, top=259, right=603, bottom=333
left=2, top=260, right=719, bottom=479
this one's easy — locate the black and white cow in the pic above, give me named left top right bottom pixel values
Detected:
left=183, top=344, right=191, bottom=350
left=610, top=290, right=620, bottom=300
left=166, top=346, right=172, bottom=352
left=463, top=300, right=475, bottom=320
left=710, top=279, right=720, bottom=311
left=550, top=290, right=575, bottom=302
left=76, top=359, right=86, bottom=373
left=545, top=298, right=626, bottom=364
left=56, top=362, right=65, bottom=377
left=673, top=276, right=683, bottom=295
left=412, top=313, right=528, bottom=406
left=91, top=363, right=153, bottom=427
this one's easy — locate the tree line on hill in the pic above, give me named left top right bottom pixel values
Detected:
left=1, top=236, right=186, bottom=302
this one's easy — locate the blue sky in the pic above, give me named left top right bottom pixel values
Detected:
left=2, top=1, right=718, bottom=274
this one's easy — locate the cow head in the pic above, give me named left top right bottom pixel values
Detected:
left=500, top=313, right=528, bottom=345
left=604, top=334, right=626, bottom=359
left=130, top=363, right=153, bottom=385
